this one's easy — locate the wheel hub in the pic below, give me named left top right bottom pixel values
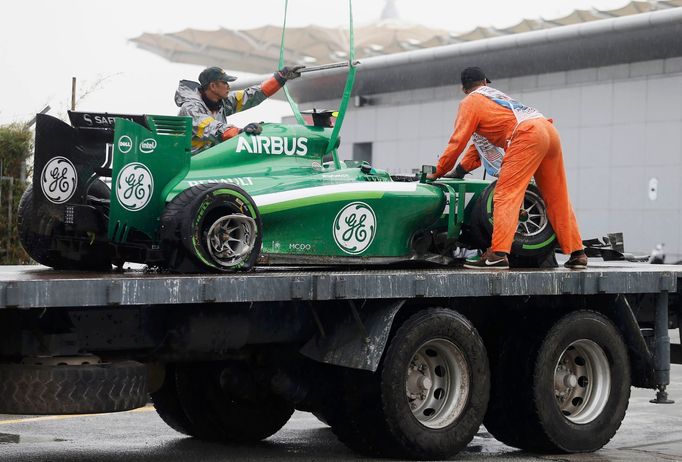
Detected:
left=405, top=339, right=470, bottom=429
left=516, top=190, right=549, bottom=237
left=553, top=340, right=611, bottom=424
left=206, top=214, right=257, bottom=267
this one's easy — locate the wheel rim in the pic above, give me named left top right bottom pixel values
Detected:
left=553, top=339, right=611, bottom=424
left=206, top=214, right=257, bottom=267
left=405, top=338, right=470, bottom=429
left=517, top=189, right=549, bottom=237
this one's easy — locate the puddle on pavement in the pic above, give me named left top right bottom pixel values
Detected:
left=0, top=433, right=20, bottom=443
left=0, top=433, right=69, bottom=444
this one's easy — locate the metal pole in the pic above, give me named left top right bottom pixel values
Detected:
left=650, top=290, right=674, bottom=403
left=298, top=60, right=361, bottom=74
left=8, top=177, right=13, bottom=245
left=71, top=77, right=76, bottom=111
left=24, top=105, right=51, bottom=129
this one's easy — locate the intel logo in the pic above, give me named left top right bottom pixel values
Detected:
left=118, top=135, right=133, bottom=154
left=139, top=138, right=157, bottom=154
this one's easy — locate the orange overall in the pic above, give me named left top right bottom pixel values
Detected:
left=435, top=92, right=583, bottom=255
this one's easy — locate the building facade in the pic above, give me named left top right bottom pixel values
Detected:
left=275, top=9, right=682, bottom=260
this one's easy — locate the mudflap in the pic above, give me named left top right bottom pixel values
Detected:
left=300, top=300, right=405, bottom=371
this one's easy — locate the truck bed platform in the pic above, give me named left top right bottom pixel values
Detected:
left=1, top=262, right=680, bottom=309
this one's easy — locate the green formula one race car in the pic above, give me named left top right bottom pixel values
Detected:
left=18, top=109, right=557, bottom=272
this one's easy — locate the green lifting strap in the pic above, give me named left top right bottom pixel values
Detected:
left=279, top=0, right=356, bottom=170
left=279, top=0, right=305, bottom=125
left=326, top=0, right=356, bottom=169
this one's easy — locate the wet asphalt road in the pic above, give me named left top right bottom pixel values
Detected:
left=0, top=362, right=680, bottom=461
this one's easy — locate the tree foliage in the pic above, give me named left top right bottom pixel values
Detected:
left=0, top=124, right=32, bottom=264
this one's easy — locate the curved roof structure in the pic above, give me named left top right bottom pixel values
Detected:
left=231, top=7, right=682, bottom=103
left=131, top=0, right=682, bottom=74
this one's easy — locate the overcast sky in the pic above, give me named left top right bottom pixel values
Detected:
left=0, top=0, right=630, bottom=126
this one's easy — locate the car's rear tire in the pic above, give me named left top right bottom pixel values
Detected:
left=160, top=184, right=262, bottom=272
left=328, top=308, right=490, bottom=459
left=469, top=181, right=557, bottom=259
left=484, top=311, right=630, bottom=453
left=18, top=182, right=112, bottom=270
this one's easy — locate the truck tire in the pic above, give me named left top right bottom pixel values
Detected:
left=150, top=364, right=197, bottom=436
left=18, top=182, right=111, bottom=270
left=484, top=311, right=630, bottom=453
left=469, top=181, right=556, bottom=258
left=173, top=363, right=294, bottom=442
left=160, top=184, right=262, bottom=272
left=329, top=308, right=490, bottom=459
left=0, top=360, right=148, bottom=415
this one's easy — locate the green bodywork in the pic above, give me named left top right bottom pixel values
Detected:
left=110, top=116, right=488, bottom=262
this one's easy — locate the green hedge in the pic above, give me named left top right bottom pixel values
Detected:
left=0, top=124, right=32, bottom=264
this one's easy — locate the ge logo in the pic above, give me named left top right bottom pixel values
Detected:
left=333, top=202, right=377, bottom=255
left=115, top=163, right=154, bottom=211
left=40, top=156, right=77, bottom=204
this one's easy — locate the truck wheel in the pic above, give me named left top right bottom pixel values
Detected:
left=469, top=181, right=556, bottom=258
left=484, top=311, right=630, bottom=453
left=0, top=360, right=148, bottom=414
left=329, top=308, right=490, bottom=459
left=160, top=184, right=262, bottom=272
left=18, top=182, right=111, bottom=270
left=150, top=364, right=197, bottom=436
left=173, top=363, right=293, bottom=442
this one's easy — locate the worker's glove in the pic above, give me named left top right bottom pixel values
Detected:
left=445, top=164, right=469, bottom=179
left=239, top=122, right=263, bottom=135
left=221, top=126, right=240, bottom=141
left=275, top=65, right=305, bottom=84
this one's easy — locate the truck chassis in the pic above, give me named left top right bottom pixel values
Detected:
left=0, top=263, right=680, bottom=459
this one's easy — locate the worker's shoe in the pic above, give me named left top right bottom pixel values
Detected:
left=564, top=250, right=588, bottom=269
left=463, top=249, right=509, bottom=270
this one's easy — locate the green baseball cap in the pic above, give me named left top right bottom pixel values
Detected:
left=198, top=67, right=237, bottom=87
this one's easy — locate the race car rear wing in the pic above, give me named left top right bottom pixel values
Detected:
left=32, top=111, right=147, bottom=219
left=67, top=111, right=148, bottom=177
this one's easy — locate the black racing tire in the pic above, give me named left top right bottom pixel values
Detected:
left=0, top=360, right=148, bottom=415
left=160, top=184, right=262, bottom=272
left=173, top=362, right=294, bottom=442
left=17, top=182, right=112, bottom=270
left=484, top=311, right=631, bottom=453
left=329, top=308, right=490, bottom=460
left=469, top=181, right=557, bottom=258
left=18, top=184, right=61, bottom=267
left=150, top=364, right=197, bottom=436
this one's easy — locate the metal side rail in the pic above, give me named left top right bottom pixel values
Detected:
left=0, top=262, right=680, bottom=309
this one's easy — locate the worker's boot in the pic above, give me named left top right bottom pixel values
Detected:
left=564, top=250, right=588, bottom=269
left=463, top=248, right=509, bottom=270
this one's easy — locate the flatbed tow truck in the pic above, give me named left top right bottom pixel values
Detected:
left=0, top=260, right=680, bottom=459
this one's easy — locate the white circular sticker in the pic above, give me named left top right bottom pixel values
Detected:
left=40, top=156, right=78, bottom=204
left=333, top=202, right=377, bottom=255
left=118, top=135, right=133, bottom=154
left=115, top=163, right=154, bottom=211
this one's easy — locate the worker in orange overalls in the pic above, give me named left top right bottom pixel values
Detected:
left=427, top=67, right=587, bottom=269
